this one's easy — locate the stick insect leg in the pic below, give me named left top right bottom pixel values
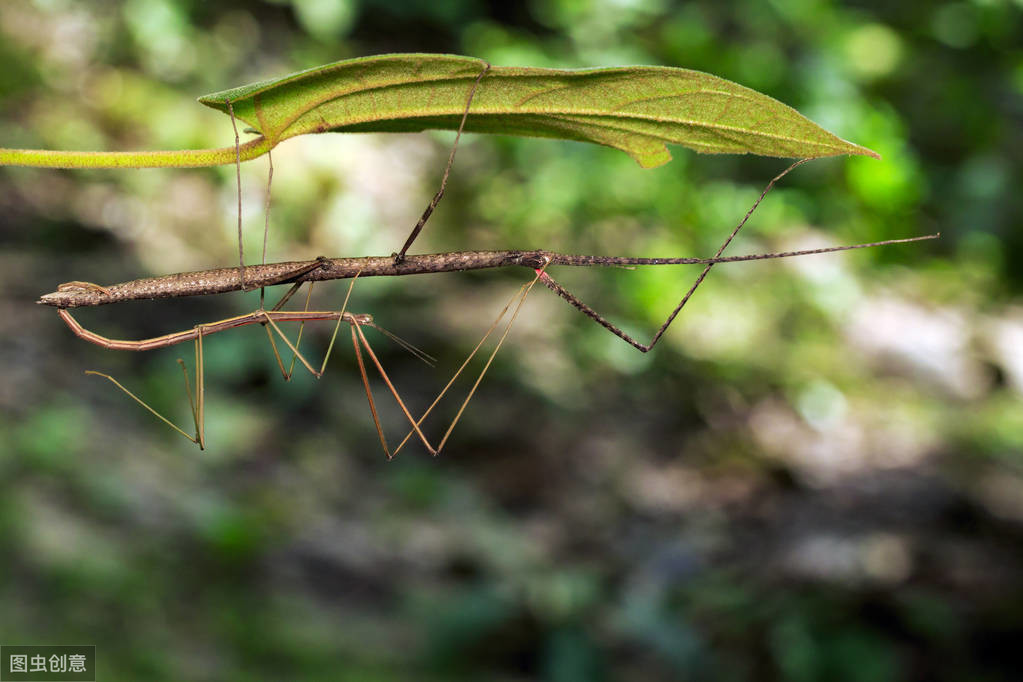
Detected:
left=259, top=272, right=362, bottom=381
left=539, top=159, right=813, bottom=353
left=260, top=256, right=335, bottom=380
left=318, top=271, right=360, bottom=377
left=195, top=325, right=206, bottom=449
left=350, top=317, right=438, bottom=456
left=389, top=284, right=523, bottom=456
left=392, top=60, right=491, bottom=264
left=85, top=327, right=208, bottom=449
left=392, top=262, right=549, bottom=457
left=86, top=368, right=202, bottom=447
left=261, top=270, right=437, bottom=457
left=226, top=99, right=246, bottom=291
left=262, top=280, right=315, bottom=381
left=260, top=149, right=274, bottom=310
left=350, top=322, right=391, bottom=457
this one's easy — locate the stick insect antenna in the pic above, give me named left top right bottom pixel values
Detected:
left=367, top=323, right=437, bottom=367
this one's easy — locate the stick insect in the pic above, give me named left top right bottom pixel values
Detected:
left=53, top=154, right=935, bottom=453
left=47, top=60, right=936, bottom=453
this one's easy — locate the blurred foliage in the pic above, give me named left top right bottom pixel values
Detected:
left=1, top=0, right=1022, bottom=680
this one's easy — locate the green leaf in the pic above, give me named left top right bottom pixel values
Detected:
left=0, top=53, right=877, bottom=169
left=199, top=52, right=879, bottom=168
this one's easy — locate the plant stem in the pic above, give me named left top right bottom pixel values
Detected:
left=0, top=137, right=272, bottom=169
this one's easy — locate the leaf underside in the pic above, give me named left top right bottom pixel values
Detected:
left=199, top=53, right=879, bottom=168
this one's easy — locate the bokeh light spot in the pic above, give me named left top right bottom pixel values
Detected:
left=843, top=24, right=903, bottom=79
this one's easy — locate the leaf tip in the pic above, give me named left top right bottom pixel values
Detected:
left=855, top=144, right=882, bottom=161
left=834, top=137, right=881, bottom=160
left=196, top=94, right=226, bottom=111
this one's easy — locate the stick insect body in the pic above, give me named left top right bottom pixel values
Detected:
left=61, top=265, right=546, bottom=455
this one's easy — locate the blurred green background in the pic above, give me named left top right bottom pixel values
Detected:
left=2, top=0, right=1022, bottom=680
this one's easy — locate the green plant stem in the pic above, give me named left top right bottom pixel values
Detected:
left=0, top=136, right=272, bottom=169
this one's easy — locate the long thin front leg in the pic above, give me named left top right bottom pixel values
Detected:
left=540, top=159, right=812, bottom=353
left=393, top=60, right=491, bottom=264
